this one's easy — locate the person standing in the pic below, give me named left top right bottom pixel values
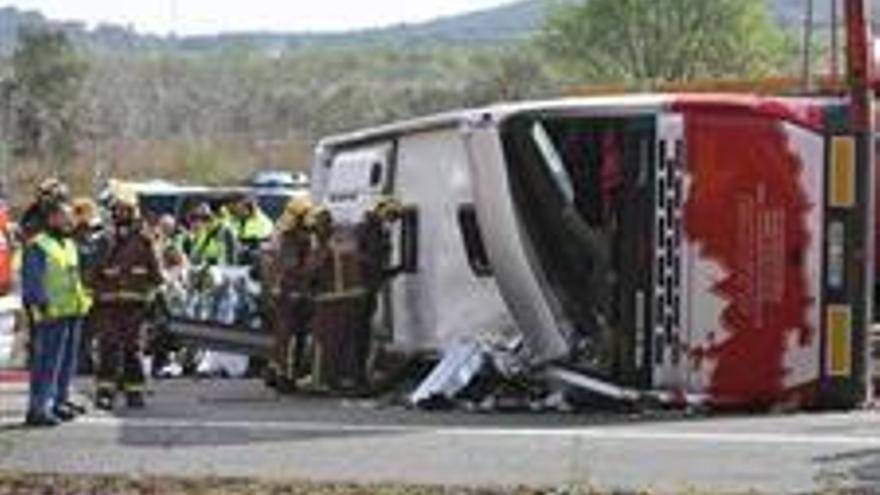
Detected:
left=307, top=208, right=372, bottom=392
left=21, top=200, right=91, bottom=426
left=232, top=196, right=274, bottom=266
left=266, top=198, right=315, bottom=391
left=186, top=203, right=238, bottom=267
left=71, top=197, right=106, bottom=376
left=353, top=197, right=403, bottom=388
left=90, top=196, right=163, bottom=410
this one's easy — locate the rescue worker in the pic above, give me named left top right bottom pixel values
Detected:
left=71, top=197, right=106, bottom=272
left=232, top=196, right=274, bottom=266
left=265, top=197, right=316, bottom=391
left=21, top=200, right=91, bottom=426
left=155, top=215, right=183, bottom=261
left=307, top=207, right=371, bottom=392
left=71, top=197, right=106, bottom=375
left=186, top=203, right=238, bottom=267
left=18, top=179, right=72, bottom=377
left=353, top=196, right=404, bottom=385
left=90, top=196, right=163, bottom=410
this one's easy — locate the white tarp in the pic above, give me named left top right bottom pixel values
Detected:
left=0, top=295, right=22, bottom=368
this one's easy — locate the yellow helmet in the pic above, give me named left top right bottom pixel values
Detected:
left=71, top=197, right=99, bottom=227
left=277, top=197, right=314, bottom=232
left=287, top=197, right=313, bottom=219
left=305, top=206, right=333, bottom=233
left=373, top=196, right=403, bottom=221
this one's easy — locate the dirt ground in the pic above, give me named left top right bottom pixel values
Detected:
left=0, top=473, right=604, bottom=495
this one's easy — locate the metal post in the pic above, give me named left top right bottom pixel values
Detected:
left=803, top=0, right=815, bottom=91
left=832, top=0, right=840, bottom=87
left=844, top=0, right=875, bottom=405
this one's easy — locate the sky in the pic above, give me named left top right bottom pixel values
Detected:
left=3, top=0, right=515, bottom=35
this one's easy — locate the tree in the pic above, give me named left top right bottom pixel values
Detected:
left=9, top=27, right=88, bottom=163
left=538, top=0, right=791, bottom=87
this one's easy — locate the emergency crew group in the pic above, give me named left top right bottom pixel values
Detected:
left=20, top=177, right=402, bottom=427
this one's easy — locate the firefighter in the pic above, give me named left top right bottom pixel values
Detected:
left=265, top=197, right=315, bottom=391
left=307, top=207, right=370, bottom=392
left=354, top=196, right=404, bottom=385
left=91, top=195, right=163, bottom=410
left=232, top=196, right=274, bottom=266
left=21, top=199, right=91, bottom=426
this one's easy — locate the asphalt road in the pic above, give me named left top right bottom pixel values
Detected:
left=2, top=378, right=880, bottom=494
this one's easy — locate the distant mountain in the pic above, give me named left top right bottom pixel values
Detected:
left=176, top=1, right=556, bottom=51
left=0, top=0, right=875, bottom=55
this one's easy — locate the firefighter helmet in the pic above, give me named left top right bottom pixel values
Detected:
left=278, top=197, right=313, bottom=231
left=306, top=206, right=333, bottom=235
left=36, top=177, right=70, bottom=203
left=71, top=197, right=100, bottom=228
left=372, top=196, right=403, bottom=221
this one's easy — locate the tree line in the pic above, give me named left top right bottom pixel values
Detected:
left=0, top=0, right=800, bottom=204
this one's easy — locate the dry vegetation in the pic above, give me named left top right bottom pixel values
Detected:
left=0, top=473, right=618, bottom=495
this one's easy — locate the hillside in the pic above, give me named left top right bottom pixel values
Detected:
left=0, top=0, right=873, bottom=53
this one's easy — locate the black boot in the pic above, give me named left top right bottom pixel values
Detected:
left=25, top=410, right=61, bottom=428
left=52, top=404, right=76, bottom=422
left=63, top=401, right=87, bottom=415
left=125, top=391, right=145, bottom=409
left=95, top=389, right=115, bottom=411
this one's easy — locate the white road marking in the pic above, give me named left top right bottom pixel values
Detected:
left=4, top=414, right=880, bottom=447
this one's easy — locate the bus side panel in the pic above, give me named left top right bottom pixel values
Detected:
left=678, top=110, right=825, bottom=407
left=391, top=130, right=514, bottom=353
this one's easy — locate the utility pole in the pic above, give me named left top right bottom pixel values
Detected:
left=803, top=0, right=815, bottom=91
left=844, top=0, right=875, bottom=405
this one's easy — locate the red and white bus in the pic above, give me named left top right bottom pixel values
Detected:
left=313, top=92, right=874, bottom=410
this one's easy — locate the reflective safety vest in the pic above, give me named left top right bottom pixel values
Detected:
left=192, top=221, right=229, bottom=265
left=34, top=233, right=91, bottom=321
left=237, top=210, right=274, bottom=242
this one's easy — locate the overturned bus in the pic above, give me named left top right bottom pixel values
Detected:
left=312, top=94, right=874, bottom=410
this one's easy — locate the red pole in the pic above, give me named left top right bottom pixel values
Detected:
left=844, top=0, right=875, bottom=406
left=845, top=0, right=873, bottom=131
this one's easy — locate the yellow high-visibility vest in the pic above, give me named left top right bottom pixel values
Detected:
left=238, top=210, right=274, bottom=242
left=34, top=233, right=91, bottom=321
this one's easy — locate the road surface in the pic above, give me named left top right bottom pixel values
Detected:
left=2, top=378, right=880, bottom=493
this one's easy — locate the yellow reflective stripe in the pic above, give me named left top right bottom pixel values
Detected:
left=314, top=288, right=368, bottom=303
left=830, top=137, right=856, bottom=209
left=826, top=305, right=852, bottom=377
left=98, top=291, right=153, bottom=303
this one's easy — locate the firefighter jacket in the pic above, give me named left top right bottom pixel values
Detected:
left=275, top=227, right=316, bottom=301
left=356, top=215, right=396, bottom=293
left=313, top=230, right=368, bottom=304
left=92, top=228, right=163, bottom=306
